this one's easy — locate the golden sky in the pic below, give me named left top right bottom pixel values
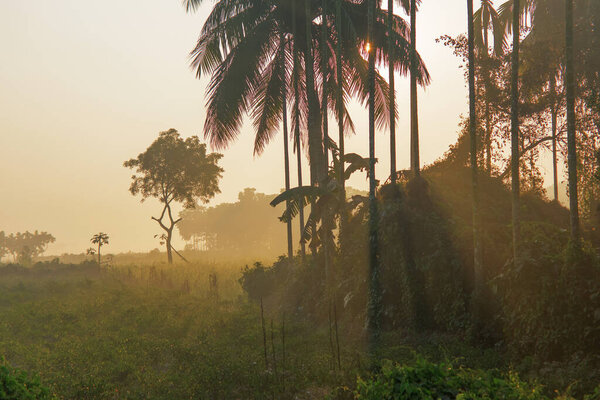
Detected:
left=1, top=0, right=546, bottom=255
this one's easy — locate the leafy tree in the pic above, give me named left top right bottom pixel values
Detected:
left=124, top=129, right=223, bottom=264
left=0, top=231, right=55, bottom=263
left=90, top=233, right=109, bottom=265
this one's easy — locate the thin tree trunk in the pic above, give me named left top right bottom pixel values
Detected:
left=166, top=230, right=173, bottom=264
left=366, top=0, right=381, bottom=359
left=410, top=0, right=420, bottom=176
left=98, top=244, right=101, bottom=265
left=468, top=0, right=483, bottom=322
left=293, top=1, right=307, bottom=262
left=565, top=0, right=580, bottom=243
left=281, top=31, right=294, bottom=262
left=510, top=0, right=521, bottom=264
left=551, top=74, right=559, bottom=202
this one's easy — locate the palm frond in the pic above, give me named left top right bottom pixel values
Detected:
left=270, top=185, right=326, bottom=222
left=203, top=16, right=279, bottom=150
left=251, top=36, right=288, bottom=155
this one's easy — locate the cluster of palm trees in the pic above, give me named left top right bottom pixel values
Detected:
left=466, top=0, right=589, bottom=316
left=183, top=0, right=429, bottom=260
left=184, top=0, right=592, bottom=345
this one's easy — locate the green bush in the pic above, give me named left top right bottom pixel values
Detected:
left=356, top=358, right=547, bottom=400
left=0, top=359, right=54, bottom=400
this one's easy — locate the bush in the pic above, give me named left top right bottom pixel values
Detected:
left=0, top=359, right=54, bottom=400
left=356, top=358, right=547, bottom=400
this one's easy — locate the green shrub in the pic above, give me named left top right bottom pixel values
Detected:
left=0, top=359, right=54, bottom=400
left=356, top=358, right=547, bottom=400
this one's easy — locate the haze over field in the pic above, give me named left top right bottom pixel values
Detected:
left=0, top=0, right=560, bottom=255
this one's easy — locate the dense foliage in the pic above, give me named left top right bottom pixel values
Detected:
left=355, top=358, right=547, bottom=400
left=0, top=359, right=54, bottom=400
left=241, top=163, right=600, bottom=397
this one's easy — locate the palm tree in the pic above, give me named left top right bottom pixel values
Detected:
left=293, top=0, right=307, bottom=261
left=410, top=0, right=420, bottom=175
left=281, top=31, right=294, bottom=261
left=386, top=0, right=409, bottom=182
left=184, top=0, right=429, bottom=263
left=90, top=232, right=109, bottom=265
left=565, top=0, right=580, bottom=243
left=467, top=0, right=483, bottom=316
left=511, top=0, right=522, bottom=263
left=304, top=0, right=326, bottom=186
left=335, top=0, right=346, bottom=231
left=505, top=0, right=522, bottom=264
left=366, top=0, right=381, bottom=358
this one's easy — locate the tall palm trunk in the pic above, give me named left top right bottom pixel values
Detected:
left=550, top=74, right=559, bottom=202
left=305, top=0, right=322, bottom=257
left=293, top=0, right=307, bottom=262
left=565, top=0, right=580, bottom=243
left=468, top=0, right=483, bottom=320
left=483, top=28, right=492, bottom=174
left=336, top=0, right=346, bottom=230
left=510, top=0, right=521, bottom=263
left=388, top=0, right=397, bottom=183
left=296, top=132, right=307, bottom=262
left=304, top=0, right=325, bottom=186
left=366, top=0, right=381, bottom=358
left=410, top=0, right=420, bottom=175
left=321, top=0, right=330, bottom=168
left=321, top=0, right=333, bottom=284
left=281, top=32, right=294, bottom=262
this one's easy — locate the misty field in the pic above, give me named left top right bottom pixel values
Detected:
left=0, top=261, right=356, bottom=399
left=3, top=258, right=600, bottom=399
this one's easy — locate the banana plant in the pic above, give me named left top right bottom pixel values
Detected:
left=270, top=144, right=375, bottom=251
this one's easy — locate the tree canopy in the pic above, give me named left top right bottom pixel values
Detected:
left=124, top=129, right=223, bottom=263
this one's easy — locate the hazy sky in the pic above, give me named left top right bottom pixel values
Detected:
left=1, top=0, right=541, bottom=255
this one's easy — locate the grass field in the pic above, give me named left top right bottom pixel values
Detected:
left=2, top=260, right=597, bottom=399
left=0, top=261, right=364, bottom=399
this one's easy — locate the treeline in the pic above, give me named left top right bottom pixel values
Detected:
left=0, top=231, right=55, bottom=264
left=177, top=187, right=367, bottom=259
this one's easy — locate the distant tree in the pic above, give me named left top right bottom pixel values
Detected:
left=0, top=232, right=7, bottom=262
left=86, top=247, right=96, bottom=261
left=90, top=233, right=109, bottom=265
left=124, top=129, right=223, bottom=264
left=0, top=231, right=55, bottom=263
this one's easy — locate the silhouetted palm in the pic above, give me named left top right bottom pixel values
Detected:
left=185, top=0, right=429, bottom=170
